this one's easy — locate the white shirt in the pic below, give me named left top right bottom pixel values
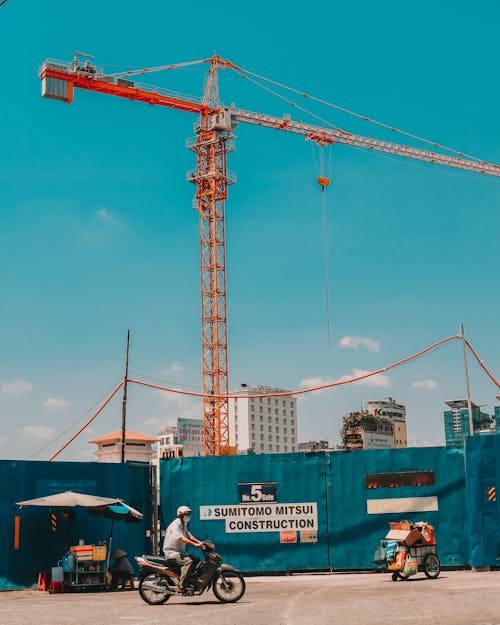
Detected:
left=163, top=517, right=190, bottom=559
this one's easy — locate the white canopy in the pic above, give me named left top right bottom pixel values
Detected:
left=17, top=490, right=123, bottom=508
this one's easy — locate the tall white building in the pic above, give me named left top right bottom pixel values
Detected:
left=365, top=396, right=407, bottom=447
left=229, top=385, right=298, bottom=454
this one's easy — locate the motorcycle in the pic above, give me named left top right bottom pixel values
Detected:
left=135, top=541, right=246, bottom=605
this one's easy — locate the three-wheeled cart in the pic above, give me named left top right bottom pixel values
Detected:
left=373, top=521, right=440, bottom=581
left=390, top=544, right=440, bottom=581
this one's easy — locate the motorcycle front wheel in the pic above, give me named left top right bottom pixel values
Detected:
left=138, top=573, right=172, bottom=605
left=212, top=571, right=246, bottom=603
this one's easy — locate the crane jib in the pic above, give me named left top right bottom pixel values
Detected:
left=39, top=61, right=500, bottom=178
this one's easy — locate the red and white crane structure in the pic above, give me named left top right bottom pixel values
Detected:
left=39, top=53, right=500, bottom=457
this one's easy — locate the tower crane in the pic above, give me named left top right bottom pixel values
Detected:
left=39, top=54, right=500, bottom=457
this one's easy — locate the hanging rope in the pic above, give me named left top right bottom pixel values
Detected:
left=312, top=143, right=333, bottom=346
left=321, top=181, right=332, bottom=347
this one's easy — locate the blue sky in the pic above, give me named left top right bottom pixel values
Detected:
left=1, top=1, right=499, bottom=461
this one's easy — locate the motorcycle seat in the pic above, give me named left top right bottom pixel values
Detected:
left=146, top=556, right=167, bottom=564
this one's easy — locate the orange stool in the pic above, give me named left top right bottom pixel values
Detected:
left=49, top=581, right=64, bottom=594
left=37, top=571, right=48, bottom=591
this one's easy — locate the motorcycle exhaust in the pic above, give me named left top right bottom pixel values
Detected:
left=141, top=581, right=176, bottom=595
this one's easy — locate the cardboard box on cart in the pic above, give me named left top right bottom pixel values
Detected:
left=385, top=528, right=423, bottom=547
left=70, top=545, right=93, bottom=561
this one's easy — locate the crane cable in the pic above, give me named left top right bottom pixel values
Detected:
left=311, top=144, right=333, bottom=347
left=98, top=58, right=212, bottom=79
left=229, top=63, right=494, bottom=165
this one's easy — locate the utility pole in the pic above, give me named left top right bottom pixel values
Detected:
left=121, top=329, right=130, bottom=463
left=460, top=323, right=474, bottom=438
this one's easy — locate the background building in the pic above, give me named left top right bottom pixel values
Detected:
left=443, top=400, right=493, bottom=447
left=229, top=384, right=298, bottom=454
left=340, top=396, right=408, bottom=451
left=341, top=411, right=394, bottom=451
left=298, top=440, right=329, bottom=452
left=366, top=396, right=407, bottom=447
left=157, top=417, right=203, bottom=459
left=495, top=397, right=500, bottom=432
left=89, top=429, right=159, bottom=463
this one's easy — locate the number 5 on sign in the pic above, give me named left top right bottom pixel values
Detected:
left=251, top=485, right=263, bottom=501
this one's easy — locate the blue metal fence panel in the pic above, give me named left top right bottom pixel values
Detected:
left=0, top=460, right=152, bottom=590
left=160, top=453, right=330, bottom=572
left=161, top=446, right=468, bottom=573
left=465, top=435, right=500, bottom=567
left=328, top=446, right=468, bottom=569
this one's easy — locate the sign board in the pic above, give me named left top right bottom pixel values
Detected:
left=280, top=531, right=297, bottom=543
left=362, top=431, right=394, bottom=449
left=200, top=502, right=318, bottom=533
left=366, top=496, right=439, bottom=515
left=177, top=418, right=203, bottom=445
left=300, top=530, right=318, bottom=543
left=238, top=482, right=277, bottom=504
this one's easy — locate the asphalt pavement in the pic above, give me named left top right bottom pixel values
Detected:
left=1, top=570, right=499, bottom=625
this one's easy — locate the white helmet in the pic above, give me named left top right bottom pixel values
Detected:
left=177, top=505, right=192, bottom=517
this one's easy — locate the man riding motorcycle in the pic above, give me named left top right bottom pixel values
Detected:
left=162, top=505, right=203, bottom=591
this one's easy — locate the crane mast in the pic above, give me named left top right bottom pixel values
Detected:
left=187, top=58, right=236, bottom=455
left=39, top=54, right=500, bottom=457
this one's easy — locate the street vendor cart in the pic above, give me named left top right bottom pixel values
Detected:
left=373, top=521, right=440, bottom=581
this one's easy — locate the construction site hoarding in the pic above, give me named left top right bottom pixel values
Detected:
left=160, top=445, right=469, bottom=573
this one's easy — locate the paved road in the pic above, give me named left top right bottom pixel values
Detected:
left=1, top=571, right=499, bottom=625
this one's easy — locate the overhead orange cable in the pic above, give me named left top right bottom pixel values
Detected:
left=128, top=334, right=462, bottom=399
left=48, top=381, right=124, bottom=461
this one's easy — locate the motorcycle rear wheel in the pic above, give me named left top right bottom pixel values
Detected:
left=138, top=573, right=172, bottom=605
left=212, top=571, right=245, bottom=603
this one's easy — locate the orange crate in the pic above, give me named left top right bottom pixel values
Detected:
left=92, top=545, right=107, bottom=561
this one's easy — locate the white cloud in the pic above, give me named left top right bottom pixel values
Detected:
left=97, top=209, right=114, bottom=222
left=22, top=426, right=55, bottom=440
left=339, top=368, right=390, bottom=388
left=166, top=361, right=184, bottom=373
left=338, top=336, right=380, bottom=352
left=43, top=398, right=71, bottom=410
left=1, top=379, right=33, bottom=395
left=299, top=376, right=331, bottom=388
left=299, top=369, right=390, bottom=393
left=298, top=377, right=333, bottom=396
left=413, top=379, right=437, bottom=390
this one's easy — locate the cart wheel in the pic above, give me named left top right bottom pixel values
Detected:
left=423, top=553, right=440, bottom=579
left=391, top=571, right=399, bottom=582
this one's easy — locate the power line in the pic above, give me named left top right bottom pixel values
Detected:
left=26, top=377, right=123, bottom=460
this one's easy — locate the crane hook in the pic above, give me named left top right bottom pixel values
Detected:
left=317, top=175, right=330, bottom=190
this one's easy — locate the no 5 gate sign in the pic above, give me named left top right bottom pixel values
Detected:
left=199, top=502, right=318, bottom=533
left=238, top=482, right=277, bottom=503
